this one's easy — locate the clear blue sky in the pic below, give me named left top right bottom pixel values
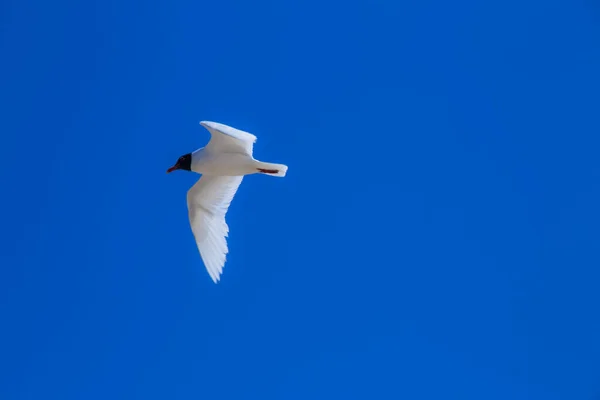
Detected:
left=1, top=0, right=599, bottom=398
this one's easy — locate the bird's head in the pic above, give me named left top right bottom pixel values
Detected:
left=167, top=153, right=192, bottom=173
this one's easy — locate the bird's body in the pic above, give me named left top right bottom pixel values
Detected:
left=167, top=121, right=287, bottom=283
left=191, top=149, right=267, bottom=176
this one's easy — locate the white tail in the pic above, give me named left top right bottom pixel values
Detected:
left=255, top=161, right=288, bottom=177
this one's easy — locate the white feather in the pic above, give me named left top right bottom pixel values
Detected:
left=186, top=175, right=244, bottom=283
left=200, top=121, right=257, bottom=156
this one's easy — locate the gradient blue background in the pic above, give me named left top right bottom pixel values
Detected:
left=2, top=0, right=600, bottom=398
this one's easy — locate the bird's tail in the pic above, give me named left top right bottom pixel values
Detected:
left=255, top=161, right=288, bottom=177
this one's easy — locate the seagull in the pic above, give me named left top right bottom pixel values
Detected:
left=167, top=121, right=288, bottom=283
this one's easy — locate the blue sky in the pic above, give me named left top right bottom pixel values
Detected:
left=1, top=0, right=600, bottom=398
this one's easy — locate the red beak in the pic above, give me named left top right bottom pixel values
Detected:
left=166, top=164, right=179, bottom=174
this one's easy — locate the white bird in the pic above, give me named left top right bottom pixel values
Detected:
left=167, top=121, right=288, bottom=283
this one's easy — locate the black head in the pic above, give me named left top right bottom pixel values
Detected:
left=166, top=153, right=192, bottom=173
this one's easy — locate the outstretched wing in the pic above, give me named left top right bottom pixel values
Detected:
left=200, top=121, right=257, bottom=156
left=187, top=175, right=244, bottom=283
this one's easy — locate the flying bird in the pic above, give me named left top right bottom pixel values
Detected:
left=167, top=121, right=288, bottom=283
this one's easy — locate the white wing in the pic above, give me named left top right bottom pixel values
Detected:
left=200, top=121, right=257, bottom=156
left=187, top=175, right=244, bottom=283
